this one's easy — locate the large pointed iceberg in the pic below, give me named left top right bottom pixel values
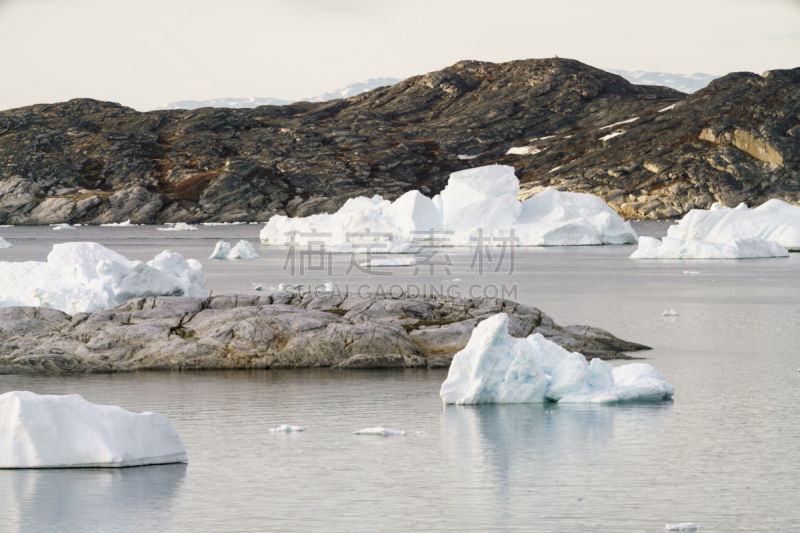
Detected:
left=667, top=199, right=800, bottom=251
left=0, top=242, right=207, bottom=314
left=0, top=391, right=187, bottom=468
left=630, top=236, right=789, bottom=259
left=260, top=165, right=637, bottom=248
left=440, top=313, right=673, bottom=404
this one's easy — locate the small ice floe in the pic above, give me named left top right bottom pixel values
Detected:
left=209, top=240, right=259, bottom=260
left=100, top=220, right=136, bottom=227
left=353, top=427, right=406, bottom=436
left=665, top=523, right=702, bottom=531
left=416, top=431, right=427, bottom=435
left=663, top=309, right=679, bottom=317
left=600, top=130, right=626, bottom=141
left=631, top=236, right=788, bottom=259
left=253, top=284, right=270, bottom=291
left=457, top=154, right=478, bottom=160
left=0, top=237, right=11, bottom=249
left=682, top=271, right=700, bottom=275
left=52, top=223, right=75, bottom=231
left=157, top=222, right=198, bottom=231
left=201, top=221, right=246, bottom=226
left=278, top=283, right=303, bottom=292
left=360, top=257, right=416, bottom=267
left=269, top=425, right=305, bottom=433
left=0, top=224, right=13, bottom=228
left=0, top=391, right=187, bottom=468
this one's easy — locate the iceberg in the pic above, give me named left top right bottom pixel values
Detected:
left=260, top=165, right=637, bottom=248
left=360, top=257, right=416, bottom=267
left=630, top=236, right=789, bottom=259
left=0, top=237, right=11, bottom=248
left=665, top=524, right=702, bottom=532
left=100, top=220, right=136, bottom=227
left=0, top=242, right=207, bottom=314
left=667, top=199, right=800, bottom=251
left=269, top=425, right=305, bottom=433
left=353, top=427, right=407, bottom=436
left=439, top=314, right=674, bottom=405
left=53, top=223, right=75, bottom=231
left=157, top=222, right=198, bottom=231
left=0, top=391, right=187, bottom=468
left=209, top=240, right=259, bottom=259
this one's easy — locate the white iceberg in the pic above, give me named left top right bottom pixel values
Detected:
left=630, top=236, right=789, bottom=259
left=663, top=309, right=679, bottom=317
left=0, top=237, right=11, bottom=248
left=0, top=391, right=187, bottom=468
left=360, top=257, right=416, bottom=267
left=353, top=427, right=406, bottom=436
left=100, top=220, right=136, bottom=227
left=667, top=199, right=800, bottom=251
left=209, top=240, right=259, bottom=260
left=0, top=242, right=207, bottom=314
left=269, top=425, right=305, bottom=433
left=52, top=223, right=75, bottom=231
left=439, top=314, right=674, bottom=405
left=157, top=222, right=198, bottom=231
left=260, top=165, right=637, bottom=248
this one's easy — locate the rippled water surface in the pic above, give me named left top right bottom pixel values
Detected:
left=0, top=223, right=799, bottom=532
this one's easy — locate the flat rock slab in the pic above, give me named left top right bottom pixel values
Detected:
left=0, top=293, right=649, bottom=373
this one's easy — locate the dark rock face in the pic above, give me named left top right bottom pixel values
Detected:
left=0, top=293, right=649, bottom=374
left=1, top=58, right=798, bottom=225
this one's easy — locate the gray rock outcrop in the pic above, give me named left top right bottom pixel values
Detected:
left=0, top=293, right=649, bottom=374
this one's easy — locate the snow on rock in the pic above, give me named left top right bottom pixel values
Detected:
left=353, top=427, right=407, bottom=436
left=457, top=154, right=478, bottom=160
left=0, top=391, right=187, bottom=468
left=0, top=237, right=11, bottom=248
left=269, top=425, right=305, bottom=433
left=100, top=220, right=136, bottom=227
left=0, top=242, right=207, bottom=314
left=53, top=223, right=75, bottom=231
left=600, top=130, right=626, bottom=141
left=261, top=165, right=636, bottom=248
left=209, top=240, right=259, bottom=260
left=665, top=524, right=703, bottom=531
left=440, top=314, right=674, bottom=404
left=157, top=222, right=198, bottom=231
left=630, top=236, right=789, bottom=259
left=667, top=199, right=800, bottom=251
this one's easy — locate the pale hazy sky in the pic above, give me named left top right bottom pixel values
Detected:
left=1, top=0, right=799, bottom=111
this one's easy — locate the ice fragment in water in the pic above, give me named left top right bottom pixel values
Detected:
left=353, top=427, right=406, bottom=436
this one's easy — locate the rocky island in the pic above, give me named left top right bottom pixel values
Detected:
left=1, top=58, right=798, bottom=226
left=0, top=293, right=648, bottom=374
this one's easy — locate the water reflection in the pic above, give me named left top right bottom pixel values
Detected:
left=0, top=463, right=187, bottom=532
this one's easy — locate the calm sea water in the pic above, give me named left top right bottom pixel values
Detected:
left=0, top=222, right=798, bottom=532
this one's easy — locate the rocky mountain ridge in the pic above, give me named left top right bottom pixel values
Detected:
left=0, top=58, right=798, bottom=226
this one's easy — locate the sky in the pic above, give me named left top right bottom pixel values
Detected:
left=1, top=0, right=799, bottom=112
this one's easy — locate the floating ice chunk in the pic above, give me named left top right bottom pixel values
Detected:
left=667, top=199, right=800, bottom=251
left=53, top=223, right=75, bottom=230
left=600, top=130, right=626, bottom=141
left=457, top=154, right=478, bottom=160
left=663, top=309, right=679, bottom=317
left=157, top=222, right=198, bottom=231
left=253, top=284, right=269, bottom=291
left=260, top=165, right=635, bottom=248
left=0, top=391, right=187, bottom=468
left=0, top=242, right=206, bottom=314
left=269, top=425, right=305, bottom=433
left=665, top=523, right=702, bottom=531
left=683, top=271, right=700, bottom=275
left=0, top=237, right=11, bottom=248
left=440, top=313, right=673, bottom=404
left=0, top=224, right=13, bottom=227
left=353, top=427, right=406, bottom=436
left=201, top=221, right=246, bottom=226
left=100, top=220, right=136, bottom=226
left=630, top=236, right=789, bottom=259
left=278, top=283, right=303, bottom=292
left=209, top=240, right=259, bottom=260
left=416, top=431, right=427, bottom=435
